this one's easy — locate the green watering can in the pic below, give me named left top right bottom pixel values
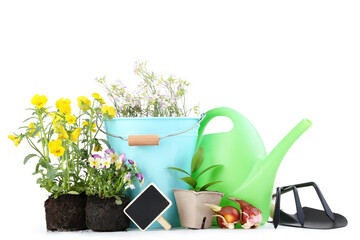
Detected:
left=195, top=107, right=312, bottom=225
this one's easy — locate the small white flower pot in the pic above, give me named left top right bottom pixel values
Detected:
left=173, top=189, right=224, bottom=229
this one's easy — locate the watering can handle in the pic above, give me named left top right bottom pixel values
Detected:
left=196, top=107, right=244, bottom=148
left=95, top=113, right=206, bottom=146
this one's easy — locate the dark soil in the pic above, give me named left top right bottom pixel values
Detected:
left=44, top=193, right=87, bottom=231
left=86, top=195, right=130, bottom=231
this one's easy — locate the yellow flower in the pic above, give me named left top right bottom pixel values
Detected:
left=77, top=96, right=91, bottom=111
left=91, top=123, right=97, bottom=132
left=8, top=135, right=20, bottom=147
left=31, top=94, right=48, bottom=109
left=82, top=121, right=97, bottom=132
left=50, top=112, right=64, bottom=130
left=94, top=145, right=102, bottom=152
left=56, top=98, right=72, bottom=115
left=70, top=127, right=81, bottom=142
left=48, top=140, right=65, bottom=157
left=92, top=93, right=100, bottom=99
left=48, top=139, right=62, bottom=149
left=28, top=122, right=39, bottom=136
left=57, top=126, right=69, bottom=140
left=101, top=105, right=116, bottom=118
left=65, top=115, right=76, bottom=124
left=92, top=93, right=105, bottom=104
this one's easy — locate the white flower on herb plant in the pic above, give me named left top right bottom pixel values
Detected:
left=96, top=61, right=201, bottom=117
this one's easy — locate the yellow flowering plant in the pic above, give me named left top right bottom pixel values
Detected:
left=8, top=93, right=112, bottom=198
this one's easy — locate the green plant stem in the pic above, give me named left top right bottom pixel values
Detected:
left=60, top=153, right=65, bottom=190
left=115, top=176, right=124, bottom=194
left=26, top=137, right=46, bottom=160
left=66, top=149, right=70, bottom=191
left=38, top=111, right=49, bottom=159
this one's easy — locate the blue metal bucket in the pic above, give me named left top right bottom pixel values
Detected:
left=104, top=117, right=200, bottom=228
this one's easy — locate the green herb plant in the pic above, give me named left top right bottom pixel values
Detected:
left=168, top=147, right=222, bottom=192
left=96, top=61, right=200, bottom=117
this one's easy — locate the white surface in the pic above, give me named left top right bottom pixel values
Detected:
left=0, top=0, right=359, bottom=239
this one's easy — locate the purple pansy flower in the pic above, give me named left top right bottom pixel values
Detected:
left=118, top=153, right=127, bottom=163
left=92, top=154, right=102, bottom=159
left=136, top=173, right=144, bottom=182
left=105, top=148, right=115, bottom=155
left=124, top=172, right=131, bottom=181
left=128, top=159, right=134, bottom=164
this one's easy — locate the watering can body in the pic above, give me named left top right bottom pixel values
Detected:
left=195, top=107, right=312, bottom=226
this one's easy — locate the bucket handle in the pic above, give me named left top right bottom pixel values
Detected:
left=96, top=113, right=206, bottom=146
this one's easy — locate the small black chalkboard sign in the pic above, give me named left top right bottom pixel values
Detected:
left=123, top=183, right=172, bottom=231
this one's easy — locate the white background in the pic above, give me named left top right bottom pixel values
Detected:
left=0, top=0, right=359, bottom=239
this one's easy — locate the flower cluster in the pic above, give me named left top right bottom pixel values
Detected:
left=86, top=149, right=144, bottom=201
left=8, top=93, right=113, bottom=198
left=96, top=61, right=200, bottom=117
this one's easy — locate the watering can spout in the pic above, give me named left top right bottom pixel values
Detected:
left=245, top=118, right=312, bottom=188
left=232, top=118, right=312, bottom=224
left=262, top=118, right=312, bottom=178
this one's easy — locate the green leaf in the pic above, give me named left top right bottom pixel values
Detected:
left=99, top=139, right=111, bottom=149
left=191, top=147, right=204, bottom=174
left=72, top=144, right=81, bottom=154
left=115, top=198, right=123, bottom=205
left=51, top=185, right=59, bottom=191
left=179, top=177, right=197, bottom=189
left=167, top=167, right=190, bottom=176
left=24, top=154, right=38, bottom=165
left=39, top=158, right=50, bottom=169
left=199, top=181, right=222, bottom=191
left=31, top=126, right=42, bottom=137
left=23, top=116, right=37, bottom=123
left=47, top=167, right=57, bottom=181
left=67, top=191, right=79, bottom=195
left=195, top=164, right=223, bottom=180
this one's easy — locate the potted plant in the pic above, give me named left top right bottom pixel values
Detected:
left=85, top=148, right=144, bottom=232
left=8, top=93, right=108, bottom=231
left=95, top=61, right=202, bottom=228
left=168, top=146, right=224, bottom=229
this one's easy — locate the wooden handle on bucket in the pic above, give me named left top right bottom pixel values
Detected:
left=128, top=135, right=160, bottom=146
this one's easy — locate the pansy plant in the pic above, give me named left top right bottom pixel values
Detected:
left=86, top=148, right=144, bottom=204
